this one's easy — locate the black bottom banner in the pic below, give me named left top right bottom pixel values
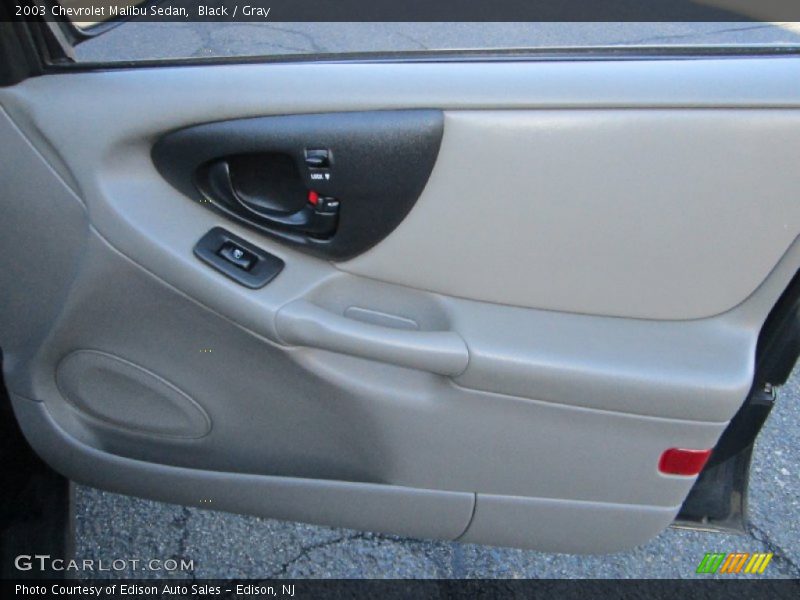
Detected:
left=4, top=579, right=800, bottom=600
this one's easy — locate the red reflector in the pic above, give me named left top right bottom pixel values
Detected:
left=308, top=190, right=319, bottom=205
left=659, top=448, right=712, bottom=476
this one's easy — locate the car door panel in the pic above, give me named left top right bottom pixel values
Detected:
left=2, top=57, right=799, bottom=553
left=344, top=109, right=800, bottom=320
left=12, top=394, right=478, bottom=543
left=4, top=223, right=724, bottom=503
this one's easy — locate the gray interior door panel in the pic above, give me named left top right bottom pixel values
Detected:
left=2, top=56, right=800, bottom=552
left=343, top=109, right=800, bottom=320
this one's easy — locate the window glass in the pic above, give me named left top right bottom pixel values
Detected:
left=69, top=22, right=800, bottom=63
left=42, top=2, right=800, bottom=62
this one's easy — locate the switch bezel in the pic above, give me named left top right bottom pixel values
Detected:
left=194, top=227, right=284, bottom=289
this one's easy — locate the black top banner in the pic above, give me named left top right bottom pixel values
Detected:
left=13, top=0, right=800, bottom=23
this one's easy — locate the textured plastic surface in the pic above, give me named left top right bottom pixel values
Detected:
left=460, top=494, right=678, bottom=553
left=275, top=299, right=468, bottom=376
left=12, top=231, right=725, bottom=508
left=55, top=350, right=211, bottom=439
left=12, top=396, right=475, bottom=542
left=4, top=60, right=800, bottom=319
left=343, top=109, right=800, bottom=320
left=153, top=110, right=443, bottom=260
left=4, top=57, right=800, bottom=552
left=11, top=394, right=687, bottom=553
left=0, top=106, right=88, bottom=395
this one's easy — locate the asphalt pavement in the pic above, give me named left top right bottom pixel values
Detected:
left=71, top=21, right=800, bottom=579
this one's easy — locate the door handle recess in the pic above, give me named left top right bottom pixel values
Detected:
left=275, top=300, right=469, bottom=376
left=152, top=110, right=444, bottom=260
left=205, top=160, right=338, bottom=237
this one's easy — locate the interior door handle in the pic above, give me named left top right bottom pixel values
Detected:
left=205, top=160, right=337, bottom=237
left=275, top=300, right=469, bottom=376
left=153, top=110, right=444, bottom=259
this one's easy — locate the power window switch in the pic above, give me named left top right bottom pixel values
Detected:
left=218, top=242, right=256, bottom=271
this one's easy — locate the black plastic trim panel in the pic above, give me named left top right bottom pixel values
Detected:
left=153, top=110, right=444, bottom=261
left=0, top=14, right=43, bottom=86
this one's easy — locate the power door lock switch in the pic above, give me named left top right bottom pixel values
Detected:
left=305, top=149, right=332, bottom=183
left=304, top=149, right=330, bottom=169
left=218, top=241, right=256, bottom=271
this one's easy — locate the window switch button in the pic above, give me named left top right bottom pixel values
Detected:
left=195, top=227, right=284, bottom=289
left=218, top=242, right=256, bottom=271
